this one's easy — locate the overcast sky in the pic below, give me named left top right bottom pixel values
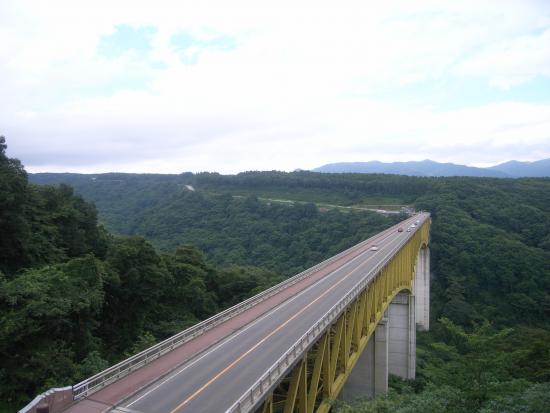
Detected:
left=1, top=0, right=550, bottom=173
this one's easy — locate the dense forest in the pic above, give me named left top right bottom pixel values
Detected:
left=31, top=170, right=550, bottom=327
left=31, top=172, right=405, bottom=276
left=31, top=166, right=550, bottom=412
left=0, top=139, right=288, bottom=410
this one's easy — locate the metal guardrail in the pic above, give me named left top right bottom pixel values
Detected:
left=18, top=386, right=72, bottom=413
left=227, top=217, right=427, bottom=413
left=72, top=222, right=405, bottom=400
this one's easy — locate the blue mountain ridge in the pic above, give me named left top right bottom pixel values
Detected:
left=313, top=159, right=550, bottom=178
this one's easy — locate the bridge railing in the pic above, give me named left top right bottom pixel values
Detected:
left=18, top=387, right=72, bottom=413
left=227, top=220, right=421, bottom=413
left=71, top=225, right=400, bottom=400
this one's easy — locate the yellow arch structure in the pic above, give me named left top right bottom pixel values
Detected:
left=258, top=218, right=431, bottom=413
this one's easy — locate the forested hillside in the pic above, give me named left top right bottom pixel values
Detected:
left=32, top=169, right=550, bottom=412
left=31, top=172, right=405, bottom=275
left=30, top=170, right=550, bottom=327
left=0, top=140, right=287, bottom=411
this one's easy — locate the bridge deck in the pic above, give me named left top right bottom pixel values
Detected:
left=64, top=214, right=426, bottom=413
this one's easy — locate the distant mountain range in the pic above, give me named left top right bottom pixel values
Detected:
left=313, top=159, right=550, bottom=178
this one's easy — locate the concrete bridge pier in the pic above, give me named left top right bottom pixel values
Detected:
left=340, top=318, right=389, bottom=400
left=342, top=293, right=416, bottom=401
left=414, top=247, right=430, bottom=331
left=342, top=246, right=430, bottom=401
left=388, top=293, right=416, bottom=380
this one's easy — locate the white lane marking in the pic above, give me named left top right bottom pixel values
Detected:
left=171, top=233, right=412, bottom=412
left=124, top=247, right=372, bottom=406
left=123, top=220, right=415, bottom=408
left=123, top=236, right=388, bottom=408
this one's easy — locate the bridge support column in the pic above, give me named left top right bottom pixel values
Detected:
left=373, top=318, right=389, bottom=395
left=414, top=247, right=430, bottom=331
left=388, top=293, right=415, bottom=379
left=341, top=318, right=388, bottom=400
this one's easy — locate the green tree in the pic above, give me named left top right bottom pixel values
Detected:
left=0, top=256, right=105, bottom=405
left=0, top=136, right=31, bottom=274
left=100, top=236, right=171, bottom=355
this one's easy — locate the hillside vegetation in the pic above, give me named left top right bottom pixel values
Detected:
left=31, top=169, right=550, bottom=412
left=1, top=140, right=285, bottom=410
left=31, top=170, right=550, bottom=326
left=31, top=172, right=405, bottom=276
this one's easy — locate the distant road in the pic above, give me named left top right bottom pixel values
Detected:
left=231, top=194, right=408, bottom=215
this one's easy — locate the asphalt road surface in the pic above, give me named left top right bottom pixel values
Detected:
left=114, top=213, right=428, bottom=413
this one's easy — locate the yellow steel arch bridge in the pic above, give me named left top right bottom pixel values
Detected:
left=258, top=218, right=430, bottom=413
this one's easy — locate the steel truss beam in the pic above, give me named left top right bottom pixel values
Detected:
left=256, top=220, right=430, bottom=413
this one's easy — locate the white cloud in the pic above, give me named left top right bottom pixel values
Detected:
left=456, top=27, right=550, bottom=89
left=1, top=0, right=550, bottom=173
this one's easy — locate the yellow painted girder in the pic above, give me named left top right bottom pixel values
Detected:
left=260, top=219, right=430, bottom=413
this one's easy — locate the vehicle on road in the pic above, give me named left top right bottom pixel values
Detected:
left=398, top=227, right=403, bottom=232
left=370, top=246, right=379, bottom=251
left=406, top=228, right=412, bottom=232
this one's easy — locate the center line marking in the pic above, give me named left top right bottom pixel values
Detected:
left=169, top=233, right=407, bottom=413
left=124, top=219, right=415, bottom=409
